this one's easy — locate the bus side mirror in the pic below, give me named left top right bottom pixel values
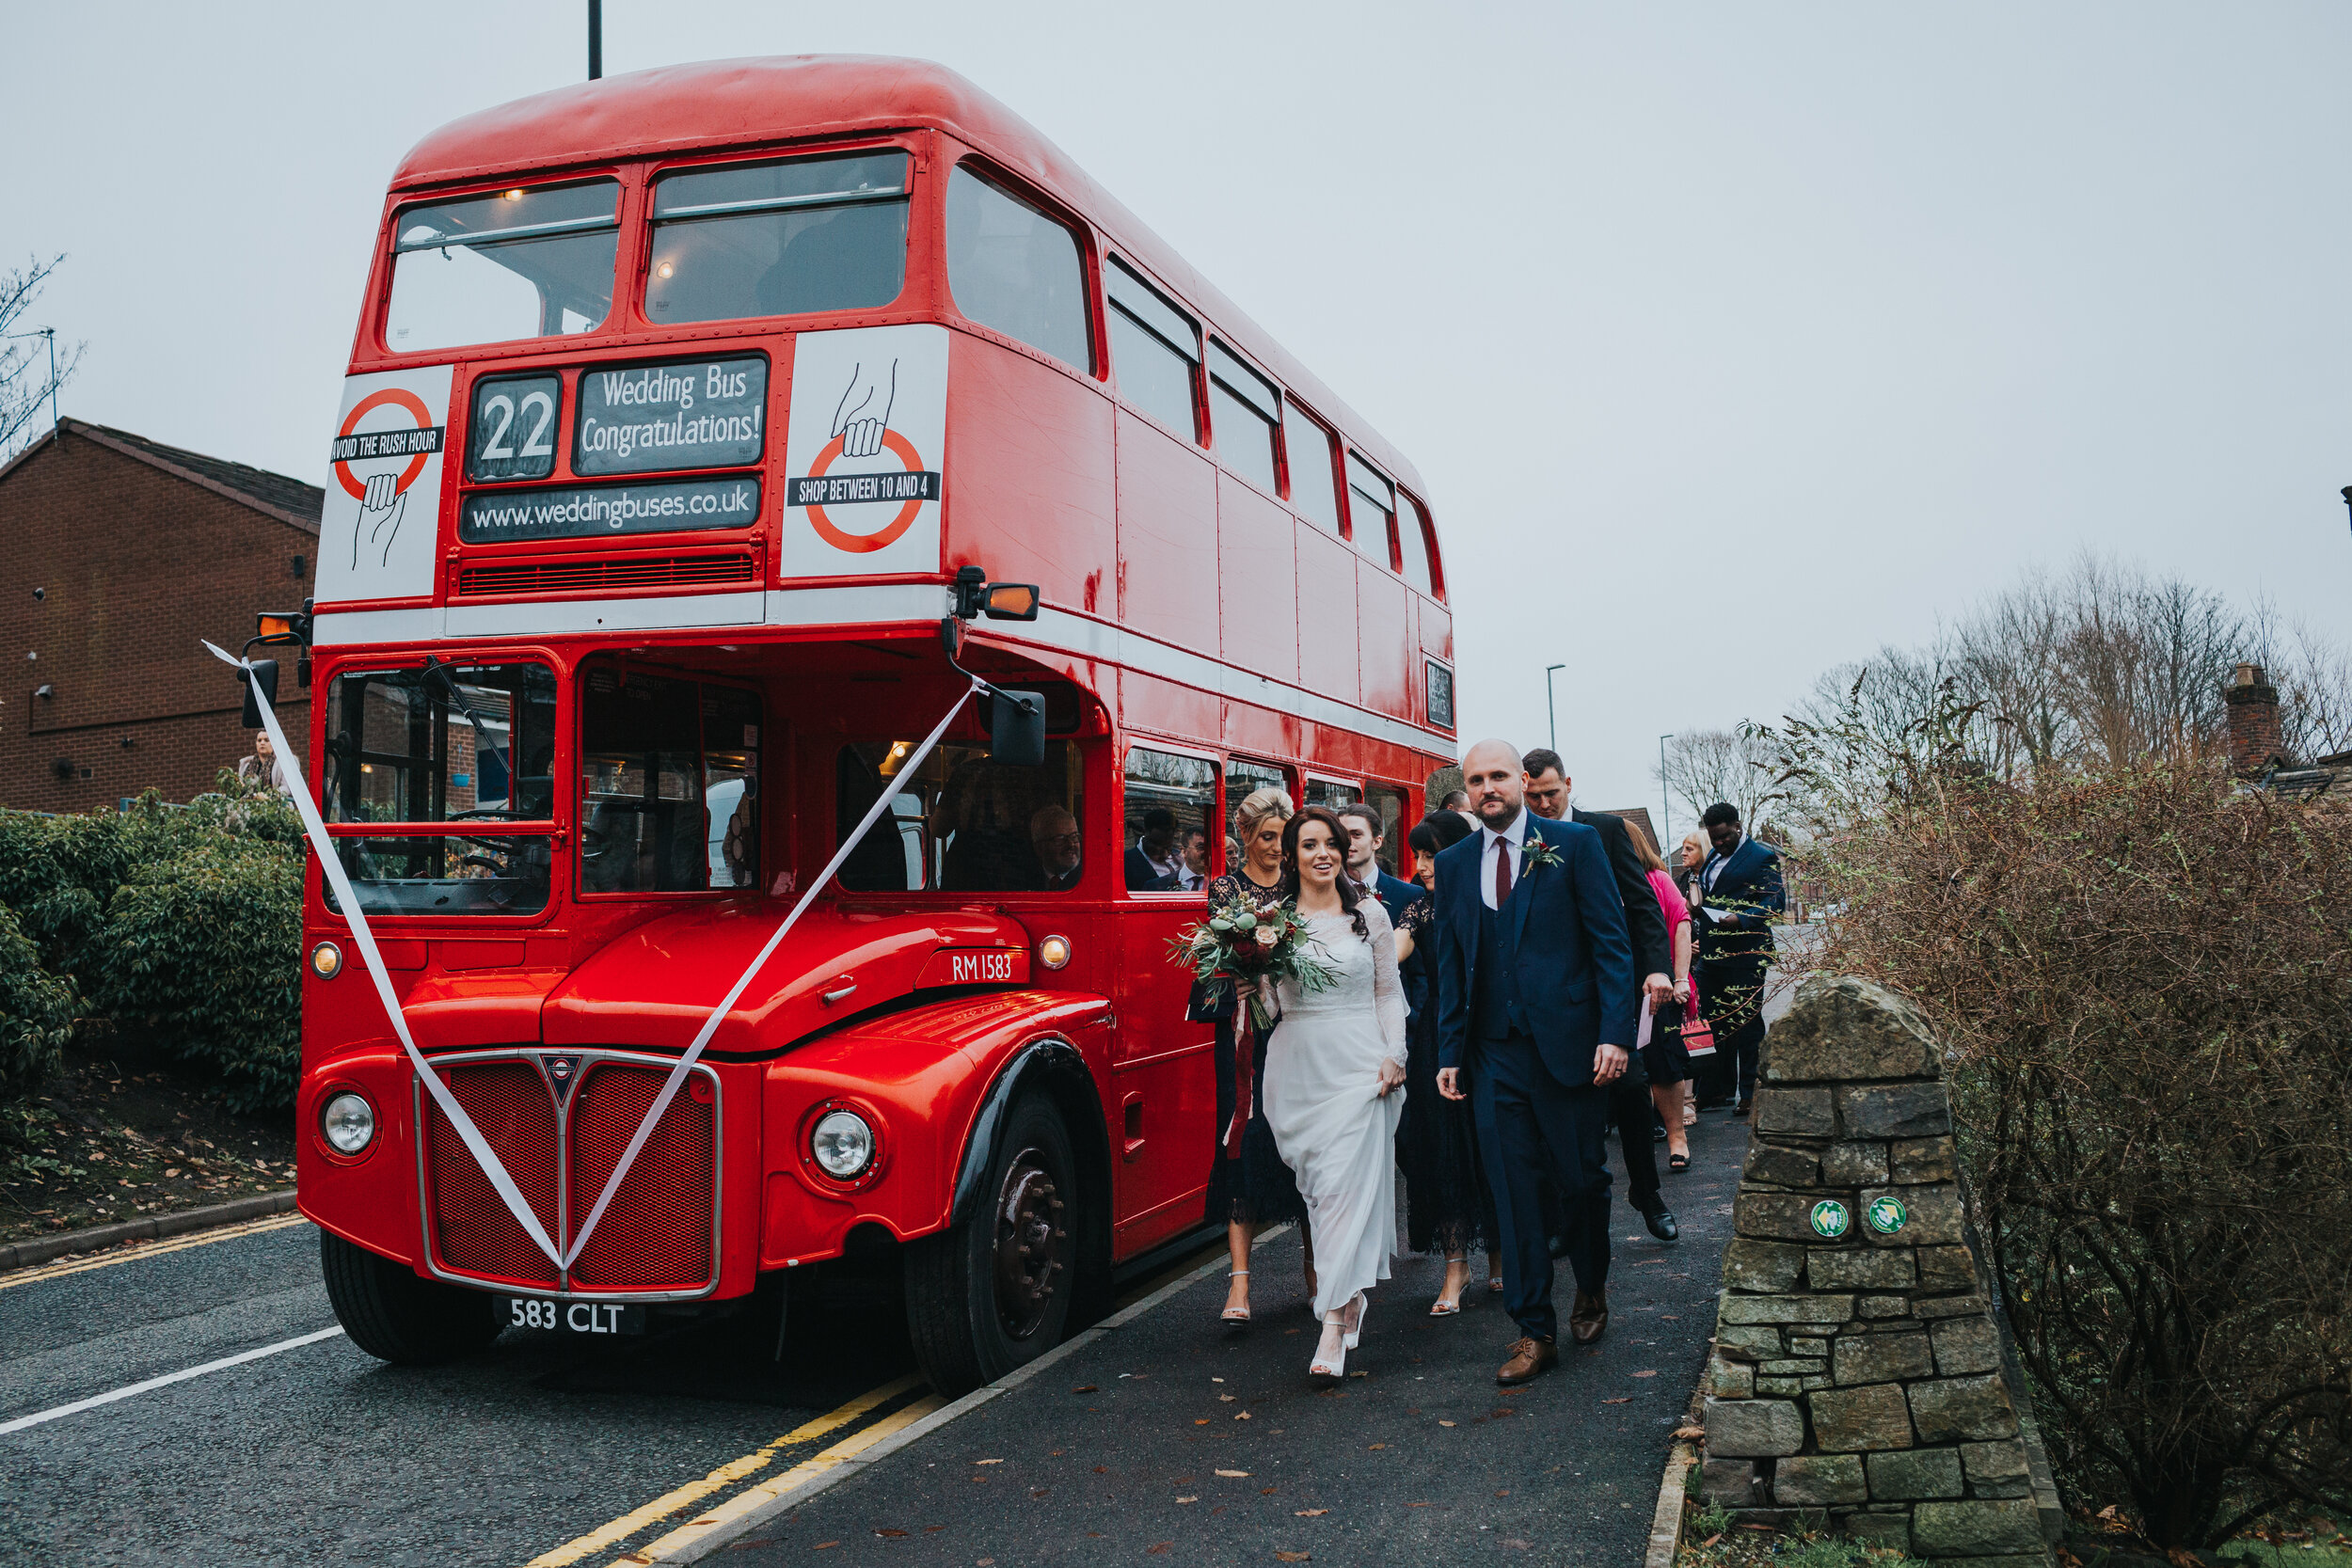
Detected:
left=240, top=659, right=280, bottom=728
left=991, top=690, right=1045, bottom=768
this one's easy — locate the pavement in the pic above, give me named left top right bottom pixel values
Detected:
left=0, top=1111, right=1750, bottom=1568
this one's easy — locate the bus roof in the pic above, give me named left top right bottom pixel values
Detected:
left=392, top=55, right=1428, bottom=501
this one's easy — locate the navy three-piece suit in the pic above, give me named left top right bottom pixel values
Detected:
left=1432, top=811, right=1638, bottom=1342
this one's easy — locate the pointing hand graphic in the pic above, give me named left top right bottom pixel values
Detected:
left=829, top=359, right=898, bottom=459
left=356, top=470, right=407, bottom=568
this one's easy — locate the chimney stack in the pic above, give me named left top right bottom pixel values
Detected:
left=2225, top=662, right=2283, bottom=777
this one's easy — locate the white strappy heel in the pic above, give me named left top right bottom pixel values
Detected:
left=1342, top=1291, right=1367, bottom=1350
left=1221, top=1269, right=1251, bottom=1329
left=1308, top=1317, right=1346, bottom=1385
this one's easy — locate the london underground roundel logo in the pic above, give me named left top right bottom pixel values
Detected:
left=330, top=388, right=442, bottom=500
left=787, top=358, right=941, bottom=554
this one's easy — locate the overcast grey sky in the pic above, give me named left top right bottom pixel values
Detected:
left=9, top=2, right=2349, bottom=816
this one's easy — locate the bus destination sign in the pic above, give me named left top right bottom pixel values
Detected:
left=573, top=355, right=767, bottom=477
left=459, top=477, right=762, bottom=544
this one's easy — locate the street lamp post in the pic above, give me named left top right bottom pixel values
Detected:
left=1545, top=664, right=1565, bottom=754
left=1659, top=734, right=1674, bottom=850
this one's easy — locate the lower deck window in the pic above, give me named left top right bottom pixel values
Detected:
left=836, top=740, right=1083, bottom=893
left=579, top=667, right=760, bottom=894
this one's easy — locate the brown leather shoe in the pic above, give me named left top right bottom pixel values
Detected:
left=1569, top=1290, right=1610, bottom=1344
left=1496, top=1336, right=1558, bottom=1386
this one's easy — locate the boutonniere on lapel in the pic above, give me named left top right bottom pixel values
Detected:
left=1519, top=834, right=1565, bottom=875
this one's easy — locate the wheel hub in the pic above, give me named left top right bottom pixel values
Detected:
left=992, top=1149, right=1067, bottom=1341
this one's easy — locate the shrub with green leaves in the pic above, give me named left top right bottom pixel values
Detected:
left=0, top=904, right=76, bottom=1102
left=95, top=830, right=304, bottom=1114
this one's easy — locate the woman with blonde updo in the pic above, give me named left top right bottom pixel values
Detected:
left=1198, top=784, right=1311, bottom=1329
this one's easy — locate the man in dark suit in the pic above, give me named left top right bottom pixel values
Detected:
left=1336, top=803, right=1422, bottom=927
left=1692, top=802, right=1784, bottom=1114
left=1123, top=808, right=1180, bottom=891
left=1521, top=750, right=1676, bottom=1243
left=1435, top=740, right=1638, bottom=1386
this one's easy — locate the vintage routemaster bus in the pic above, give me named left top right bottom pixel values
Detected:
left=294, top=55, right=1455, bottom=1393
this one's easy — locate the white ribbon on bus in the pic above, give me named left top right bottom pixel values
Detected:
left=206, top=640, right=977, bottom=1275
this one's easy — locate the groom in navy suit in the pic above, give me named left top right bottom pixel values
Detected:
left=1434, top=740, right=1639, bottom=1386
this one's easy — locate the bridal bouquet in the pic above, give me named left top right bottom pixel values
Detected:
left=1168, top=892, right=1338, bottom=1031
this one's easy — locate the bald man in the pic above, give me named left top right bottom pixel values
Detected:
left=1431, top=740, right=1638, bottom=1385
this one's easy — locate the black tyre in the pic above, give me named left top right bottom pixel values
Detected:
left=320, top=1230, right=504, bottom=1366
left=905, top=1094, right=1078, bottom=1396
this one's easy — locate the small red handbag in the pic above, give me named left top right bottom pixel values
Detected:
left=1680, top=1007, right=1718, bottom=1057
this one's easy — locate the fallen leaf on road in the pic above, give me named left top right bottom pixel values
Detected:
left=1262, top=1488, right=1276, bottom=1496
left=1093, top=1466, right=1107, bottom=1474
left=1602, top=1397, right=1632, bottom=1404
left=1049, top=1450, right=1063, bottom=1457
left=1219, top=1393, right=1236, bottom=1402
left=1409, top=1501, right=1434, bottom=1508
left=1349, top=1370, right=1366, bottom=1378
left=1277, top=1554, right=1311, bottom=1562
left=814, top=1544, right=838, bottom=1551
left=1296, top=1509, right=1327, bottom=1516
left=1368, top=1443, right=1386, bottom=1450
left=1503, top=1540, right=1533, bottom=1550
left=1496, top=1490, right=1510, bottom=1497
left=1216, top=1468, right=1250, bottom=1478
left=1234, top=1412, right=1251, bottom=1420
left=1148, top=1545, right=1172, bottom=1557
left=1031, top=1489, right=1048, bottom=1498
left=1438, top=1420, right=1456, bottom=1428
left=1195, top=1418, right=1210, bottom=1425
left=975, top=1458, right=1002, bottom=1465
left=1631, top=1370, right=1658, bottom=1378
left=1073, top=1386, right=1097, bottom=1394
left=1673, top=1425, right=1706, bottom=1441
left=874, top=1528, right=908, bottom=1537
left=1212, top=1376, right=1224, bottom=1382
left=1177, top=1497, right=1198, bottom=1504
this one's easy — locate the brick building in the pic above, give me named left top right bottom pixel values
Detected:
left=0, top=420, right=321, bottom=810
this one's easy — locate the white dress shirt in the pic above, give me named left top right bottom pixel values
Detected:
left=1479, top=808, right=1532, bottom=911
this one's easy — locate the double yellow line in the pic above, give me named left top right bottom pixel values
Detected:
left=525, top=1374, right=942, bottom=1567
left=0, top=1213, right=310, bottom=1291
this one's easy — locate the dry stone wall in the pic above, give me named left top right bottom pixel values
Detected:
left=1700, top=976, right=2057, bottom=1567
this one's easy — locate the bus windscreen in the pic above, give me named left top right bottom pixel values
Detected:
left=386, top=181, right=620, bottom=353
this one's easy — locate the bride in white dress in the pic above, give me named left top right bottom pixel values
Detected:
left=1259, top=807, right=1408, bottom=1384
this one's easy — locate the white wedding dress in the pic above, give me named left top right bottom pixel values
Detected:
left=1262, top=902, right=1409, bottom=1322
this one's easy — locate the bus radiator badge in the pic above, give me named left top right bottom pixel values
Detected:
left=541, top=1054, right=582, bottom=1105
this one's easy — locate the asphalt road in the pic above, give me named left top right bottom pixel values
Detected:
left=0, top=1110, right=1750, bottom=1568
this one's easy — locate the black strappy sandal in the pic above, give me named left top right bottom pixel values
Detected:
left=1668, top=1151, right=1691, bottom=1173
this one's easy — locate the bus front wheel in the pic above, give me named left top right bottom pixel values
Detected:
left=905, top=1094, right=1078, bottom=1397
left=320, top=1230, right=504, bottom=1365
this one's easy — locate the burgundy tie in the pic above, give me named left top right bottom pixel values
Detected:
left=1494, top=837, right=1513, bottom=906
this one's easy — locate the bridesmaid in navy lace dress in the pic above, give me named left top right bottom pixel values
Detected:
left=1203, top=785, right=1310, bottom=1329
left=1394, top=810, right=1500, bottom=1314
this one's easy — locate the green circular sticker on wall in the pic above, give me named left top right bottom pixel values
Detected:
left=1867, top=1196, right=1909, bottom=1235
left=1809, top=1199, right=1851, bottom=1240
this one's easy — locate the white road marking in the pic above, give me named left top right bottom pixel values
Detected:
left=0, top=1326, right=346, bottom=1435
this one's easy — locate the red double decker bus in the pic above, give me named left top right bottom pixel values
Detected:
left=294, top=55, right=1455, bottom=1393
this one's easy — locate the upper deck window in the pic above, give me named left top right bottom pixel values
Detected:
left=645, top=150, right=909, bottom=325
left=946, top=166, right=1090, bottom=372
left=1283, top=404, right=1341, bottom=534
left=1208, top=342, right=1279, bottom=496
left=1346, top=454, right=1397, bottom=569
left=1105, top=260, right=1200, bottom=440
left=1397, top=491, right=1437, bottom=596
left=385, top=181, right=618, bottom=354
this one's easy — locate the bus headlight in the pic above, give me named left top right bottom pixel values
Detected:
left=321, top=1091, right=376, bottom=1155
left=310, top=941, right=343, bottom=979
left=1037, top=934, right=1072, bottom=971
left=810, top=1109, right=874, bottom=1180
